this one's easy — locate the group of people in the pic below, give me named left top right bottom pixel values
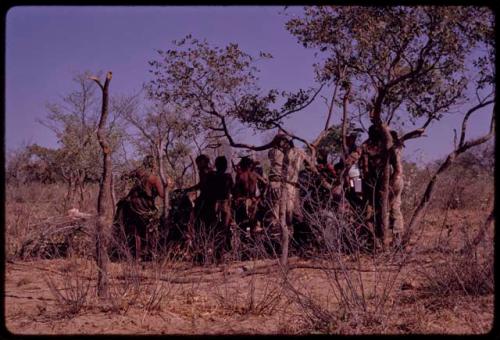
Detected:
left=112, top=124, right=404, bottom=262
left=296, top=125, right=404, bottom=254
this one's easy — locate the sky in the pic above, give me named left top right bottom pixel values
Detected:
left=5, top=6, right=494, bottom=163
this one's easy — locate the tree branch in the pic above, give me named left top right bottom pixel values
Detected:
left=274, top=84, right=325, bottom=122
left=341, top=86, right=350, bottom=158
left=403, top=100, right=495, bottom=247
left=458, top=99, right=495, bottom=148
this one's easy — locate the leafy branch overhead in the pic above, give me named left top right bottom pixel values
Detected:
left=147, top=35, right=322, bottom=147
left=286, top=6, right=494, bottom=126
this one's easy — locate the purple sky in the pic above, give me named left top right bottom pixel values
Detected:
left=6, top=6, right=494, bottom=163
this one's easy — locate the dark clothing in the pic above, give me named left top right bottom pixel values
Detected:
left=360, top=142, right=386, bottom=250
left=208, top=172, right=234, bottom=201
left=192, top=169, right=217, bottom=228
left=191, top=170, right=234, bottom=264
left=164, top=189, right=193, bottom=251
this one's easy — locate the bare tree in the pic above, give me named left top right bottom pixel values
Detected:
left=90, top=71, right=113, bottom=299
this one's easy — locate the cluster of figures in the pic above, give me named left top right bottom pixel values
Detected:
left=111, top=125, right=404, bottom=263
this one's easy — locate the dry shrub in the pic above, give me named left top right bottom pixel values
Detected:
left=418, top=195, right=494, bottom=298
left=208, top=227, right=286, bottom=317
left=213, top=263, right=285, bottom=316
left=188, top=221, right=229, bottom=265
left=106, top=231, right=183, bottom=315
left=422, top=256, right=493, bottom=295
left=280, top=179, right=409, bottom=334
left=44, top=256, right=94, bottom=317
left=6, top=182, right=97, bottom=260
left=420, top=245, right=493, bottom=297
left=107, top=258, right=142, bottom=314
left=139, top=255, right=181, bottom=314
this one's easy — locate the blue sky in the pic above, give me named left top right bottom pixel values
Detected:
left=5, top=6, right=494, bottom=163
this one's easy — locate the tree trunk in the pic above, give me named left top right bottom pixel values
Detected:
left=157, top=142, right=169, bottom=220
left=376, top=123, right=393, bottom=247
left=92, top=72, right=113, bottom=299
left=279, top=182, right=289, bottom=268
left=389, top=145, right=405, bottom=238
left=190, top=154, right=198, bottom=187
left=324, top=84, right=339, bottom=131
left=380, top=155, right=391, bottom=245
left=369, top=98, right=395, bottom=247
left=110, top=172, right=116, bottom=216
left=341, top=87, right=350, bottom=159
left=64, top=173, right=75, bottom=210
left=77, top=171, right=85, bottom=210
left=279, top=149, right=291, bottom=268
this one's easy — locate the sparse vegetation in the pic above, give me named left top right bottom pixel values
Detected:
left=5, top=5, right=494, bottom=335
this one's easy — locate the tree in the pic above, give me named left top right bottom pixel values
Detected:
left=286, top=6, right=494, bottom=241
left=147, top=35, right=323, bottom=267
left=39, top=72, right=126, bottom=210
left=122, top=98, right=197, bottom=219
left=38, top=72, right=101, bottom=208
left=90, top=71, right=113, bottom=299
left=147, top=35, right=322, bottom=153
left=5, top=146, right=31, bottom=185
left=5, top=144, right=61, bottom=185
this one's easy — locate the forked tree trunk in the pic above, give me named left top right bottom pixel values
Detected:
left=91, top=71, right=113, bottom=299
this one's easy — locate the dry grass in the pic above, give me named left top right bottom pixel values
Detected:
left=4, top=181, right=494, bottom=334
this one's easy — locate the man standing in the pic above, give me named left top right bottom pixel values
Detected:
left=208, top=156, right=234, bottom=260
left=264, top=134, right=293, bottom=235
left=264, top=133, right=313, bottom=261
left=360, top=125, right=387, bottom=251
left=184, top=154, right=215, bottom=230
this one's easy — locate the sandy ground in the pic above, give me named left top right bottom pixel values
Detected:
left=4, top=209, right=494, bottom=335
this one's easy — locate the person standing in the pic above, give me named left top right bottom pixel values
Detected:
left=112, top=155, right=165, bottom=260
